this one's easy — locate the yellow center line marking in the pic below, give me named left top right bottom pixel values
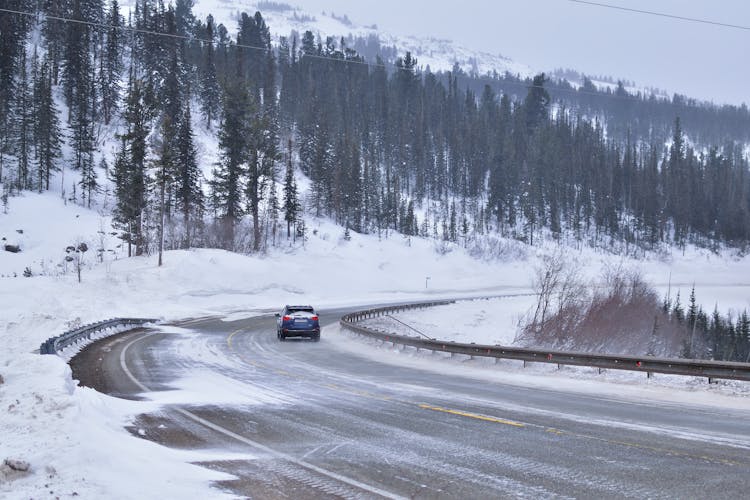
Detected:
left=419, top=404, right=525, bottom=428
left=227, top=328, right=244, bottom=349
left=226, top=328, right=743, bottom=467
left=227, top=328, right=268, bottom=368
left=421, top=405, right=743, bottom=466
left=327, top=383, right=391, bottom=402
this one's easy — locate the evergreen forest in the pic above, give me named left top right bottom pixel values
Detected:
left=1, top=1, right=749, bottom=359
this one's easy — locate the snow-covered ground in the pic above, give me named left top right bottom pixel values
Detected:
left=3, top=190, right=750, bottom=498
left=360, top=296, right=537, bottom=346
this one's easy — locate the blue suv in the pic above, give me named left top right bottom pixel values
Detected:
left=276, top=305, right=320, bottom=341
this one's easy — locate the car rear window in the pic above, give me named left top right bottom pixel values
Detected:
left=288, top=307, right=314, bottom=314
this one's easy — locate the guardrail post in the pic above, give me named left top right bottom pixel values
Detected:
left=647, top=372, right=652, bottom=379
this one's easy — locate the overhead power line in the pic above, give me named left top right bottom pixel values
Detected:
left=568, top=0, right=750, bottom=31
left=0, top=6, right=418, bottom=75
left=0, top=6, right=721, bottom=105
left=1, top=7, right=296, bottom=60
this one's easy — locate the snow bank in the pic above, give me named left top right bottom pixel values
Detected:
left=359, top=295, right=537, bottom=345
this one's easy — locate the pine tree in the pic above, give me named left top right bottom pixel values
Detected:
left=298, top=94, right=331, bottom=216
left=161, top=48, right=182, bottom=136
left=672, top=292, right=684, bottom=324
left=100, top=0, right=123, bottom=125
left=14, top=46, right=33, bottom=190
left=449, top=201, right=457, bottom=242
left=235, top=11, right=270, bottom=94
left=267, top=168, right=279, bottom=248
left=245, top=48, right=280, bottom=251
left=35, top=56, right=62, bottom=192
left=62, top=0, right=95, bottom=117
left=0, top=0, right=33, bottom=185
left=174, top=0, right=195, bottom=37
left=739, top=311, right=750, bottom=362
left=40, top=0, right=68, bottom=85
left=174, top=102, right=203, bottom=248
left=113, top=70, right=152, bottom=256
left=211, top=76, right=248, bottom=249
left=79, top=146, right=98, bottom=207
left=668, top=116, right=689, bottom=244
left=283, top=145, right=299, bottom=238
left=200, top=14, right=221, bottom=128
left=245, top=97, right=278, bottom=251
left=66, top=4, right=96, bottom=184
left=688, top=286, right=698, bottom=329
left=70, top=77, right=95, bottom=178
left=154, top=115, right=174, bottom=266
left=524, top=73, right=550, bottom=133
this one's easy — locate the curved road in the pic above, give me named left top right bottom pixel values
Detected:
left=72, top=307, right=750, bottom=499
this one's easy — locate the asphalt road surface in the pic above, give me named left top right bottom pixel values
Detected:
left=71, top=307, right=750, bottom=499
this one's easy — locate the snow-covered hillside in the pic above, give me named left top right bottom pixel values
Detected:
left=116, top=0, right=532, bottom=77
left=112, top=0, right=672, bottom=97
left=202, top=1, right=533, bottom=76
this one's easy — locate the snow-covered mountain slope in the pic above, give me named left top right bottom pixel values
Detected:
left=119, top=0, right=532, bottom=77
left=205, top=1, right=532, bottom=76
left=176, top=1, right=673, bottom=97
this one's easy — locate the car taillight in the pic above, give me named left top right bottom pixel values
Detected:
left=311, top=315, right=318, bottom=321
left=283, top=315, right=291, bottom=321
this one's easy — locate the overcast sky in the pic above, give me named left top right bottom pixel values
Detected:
left=286, top=0, right=749, bottom=106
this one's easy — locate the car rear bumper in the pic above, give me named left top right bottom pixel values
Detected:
left=281, top=328, right=320, bottom=338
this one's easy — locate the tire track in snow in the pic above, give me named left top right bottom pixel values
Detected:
left=119, top=331, right=407, bottom=500
left=236, top=327, right=671, bottom=499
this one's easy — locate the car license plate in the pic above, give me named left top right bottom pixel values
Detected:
left=294, top=319, right=308, bottom=325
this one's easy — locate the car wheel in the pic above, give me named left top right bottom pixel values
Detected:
left=279, top=332, right=286, bottom=342
left=313, top=334, right=320, bottom=342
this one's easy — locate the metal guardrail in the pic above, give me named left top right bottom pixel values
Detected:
left=40, top=318, right=159, bottom=355
left=341, top=301, right=750, bottom=382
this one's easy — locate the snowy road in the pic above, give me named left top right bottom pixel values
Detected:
left=72, top=308, right=750, bottom=498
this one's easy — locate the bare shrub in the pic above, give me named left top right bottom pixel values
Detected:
left=516, top=249, right=588, bottom=346
left=575, top=266, right=662, bottom=354
left=521, top=263, right=694, bottom=357
left=530, top=249, right=587, bottom=327
left=467, top=235, right=528, bottom=262
left=433, top=240, right=453, bottom=255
